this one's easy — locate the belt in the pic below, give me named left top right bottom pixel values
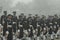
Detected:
left=49, top=23, right=52, bottom=24
left=13, top=22, right=16, bottom=24
left=19, top=24, right=23, bottom=27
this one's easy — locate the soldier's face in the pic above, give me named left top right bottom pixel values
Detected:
left=8, top=16, right=12, bottom=19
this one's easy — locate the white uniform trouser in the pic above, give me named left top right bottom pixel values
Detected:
left=57, top=30, right=60, bottom=35
left=28, top=37, right=31, bottom=40
left=43, top=35, right=46, bottom=40
left=13, top=35, right=16, bottom=40
left=51, top=34, right=54, bottom=39
left=3, top=36, right=6, bottom=40
left=16, top=38, right=22, bottom=40
left=37, top=36, right=40, bottom=40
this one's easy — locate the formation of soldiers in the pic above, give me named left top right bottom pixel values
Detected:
left=0, top=11, right=60, bottom=40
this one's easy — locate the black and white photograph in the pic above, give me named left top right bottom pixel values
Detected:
left=0, top=0, right=60, bottom=40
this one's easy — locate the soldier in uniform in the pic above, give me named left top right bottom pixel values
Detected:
left=32, top=16, right=37, bottom=29
left=6, top=14, right=13, bottom=40
left=27, top=14, right=33, bottom=29
left=17, top=17, right=24, bottom=40
left=0, top=24, right=3, bottom=40
left=23, top=16, right=28, bottom=30
left=1, top=11, right=7, bottom=38
left=28, top=25, right=33, bottom=40
left=12, top=11, right=17, bottom=34
left=40, top=15, right=47, bottom=31
left=53, top=14, right=59, bottom=39
left=47, top=16, right=54, bottom=40
left=40, top=15, right=47, bottom=40
left=36, top=25, right=41, bottom=40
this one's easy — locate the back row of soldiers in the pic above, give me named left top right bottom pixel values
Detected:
left=0, top=11, right=60, bottom=40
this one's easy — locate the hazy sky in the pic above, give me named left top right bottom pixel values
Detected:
left=0, top=0, right=60, bottom=16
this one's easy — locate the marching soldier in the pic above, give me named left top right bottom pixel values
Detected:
left=32, top=16, right=37, bottom=29
left=42, top=27, right=47, bottom=40
left=1, top=11, right=7, bottom=37
left=17, top=18, right=24, bottom=40
left=36, top=25, right=41, bottom=40
left=40, top=15, right=47, bottom=31
left=6, top=14, right=13, bottom=40
left=40, top=15, right=47, bottom=40
left=0, top=24, right=3, bottom=40
left=12, top=11, right=17, bottom=34
left=53, top=14, right=59, bottom=39
left=28, top=25, right=33, bottom=40
left=27, top=14, right=33, bottom=29
left=23, top=16, right=28, bottom=30
left=47, top=16, right=54, bottom=40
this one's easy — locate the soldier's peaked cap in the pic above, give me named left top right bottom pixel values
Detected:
left=13, top=11, right=16, bottom=13
left=4, top=11, right=7, bottom=13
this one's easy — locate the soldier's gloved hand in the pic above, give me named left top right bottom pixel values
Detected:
left=5, top=31, right=9, bottom=38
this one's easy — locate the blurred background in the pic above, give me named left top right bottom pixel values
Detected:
left=0, top=0, right=60, bottom=16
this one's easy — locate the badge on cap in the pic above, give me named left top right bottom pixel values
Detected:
left=18, top=29, right=20, bottom=32
left=6, top=31, right=9, bottom=34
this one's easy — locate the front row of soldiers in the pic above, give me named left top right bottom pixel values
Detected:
left=0, top=11, right=60, bottom=40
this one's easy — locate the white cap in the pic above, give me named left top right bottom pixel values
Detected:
left=18, top=29, right=20, bottom=32
left=28, top=29, right=31, bottom=31
left=44, top=28, right=46, bottom=30
left=0, top=24, right=1, bottom=26
left=37, top=25, right=40, bottom=27
left=6, top=31, right=9, bottom=34
left=29, top=25, right=33, bottom=27
left=19, top=25, right=23, bottom=27
left=33, top=30, right=35, bottom=33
